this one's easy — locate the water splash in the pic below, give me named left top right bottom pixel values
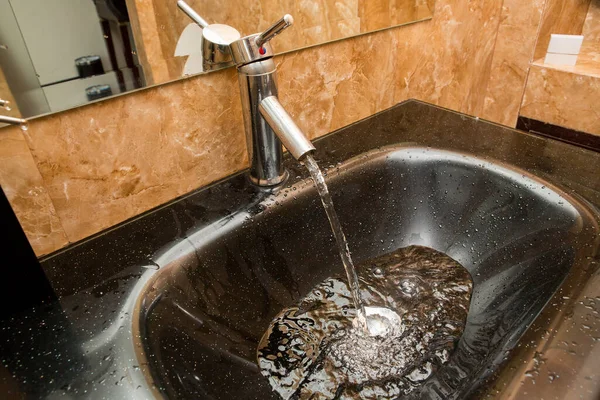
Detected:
left=258, top=245, right=473, bottom=399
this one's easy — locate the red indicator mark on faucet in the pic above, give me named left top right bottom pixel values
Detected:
left=259, top=47, right=266, bottom=55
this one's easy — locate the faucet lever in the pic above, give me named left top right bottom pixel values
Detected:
left=0, top=115, right=27, bottom=126
left=176, top=0, right=241, bottom=70
left=255, top=15, right=294, bottom=48
left=176, top=0, right=209, bottom=28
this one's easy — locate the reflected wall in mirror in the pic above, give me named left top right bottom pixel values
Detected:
left=0, top=0, right=434, bottom=121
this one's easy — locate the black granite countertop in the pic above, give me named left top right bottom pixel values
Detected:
left=1, top=100, right=599, bottom=399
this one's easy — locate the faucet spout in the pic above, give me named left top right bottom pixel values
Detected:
left=0, top=115, right=27, bottom=126
left=259, top=96, right=315, bottom=161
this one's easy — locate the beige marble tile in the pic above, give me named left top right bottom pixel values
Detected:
left=533, top=41, right=600, bottom=78
left=125, top=0, right=432, bottom=84
left=276, top=28, right=398, bottom=140
left=125, top=0, right=171, bottom=85
left=393, top=0, right=504, bottom=116
left=23, top=68, right=247, bottom=243
left=521, top=65, right=600, bottom=135
left=0, top=126, right=68, bottom=256
left=583, top=0, right=600, bottom=42
left=8, top=0, right=554, bottom=256
left=533, top=0, right=592, bottom=61
left=481, top=0, right=546, bottom=127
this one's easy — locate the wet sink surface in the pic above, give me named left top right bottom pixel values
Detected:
left=134, top=146, right=598, bottom=399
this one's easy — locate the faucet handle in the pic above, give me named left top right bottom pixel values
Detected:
left=255, top=15, right=294, bottom=48
left=230, top=14, right=295, bottom=66
left=177, top=0, right=209, bottom=28
left=176, top=0, right=241, bottom=70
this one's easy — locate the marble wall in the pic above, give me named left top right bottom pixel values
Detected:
left=533, top=0, right=592, bottom=61
left=1, top=0, right=549, bottom=256
left=126, top=0, right=434, bottom=86
left=519, top=0, right=600, bottom=136
left=520, top=65, right=600, bottom=136
left=0, top=126, right=67, bottom=254
left=583, top=0, right=600, bottom=42
left=481, top=0, right=546, bottom=126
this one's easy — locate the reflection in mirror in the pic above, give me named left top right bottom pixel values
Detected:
left=0, top=0, right=145, bottom=119
left=0, top=0, right=434, bottom=122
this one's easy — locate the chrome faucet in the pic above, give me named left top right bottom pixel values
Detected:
left=178, top=1, right=315, bottom=186
left=0, top=99, right=26, bottom=126
left=0, top=115, right=26, bottom=125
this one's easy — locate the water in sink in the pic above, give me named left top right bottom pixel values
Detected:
left=138, top=146, right=588, bottom=399
left=257, top=245, right=473, bottom=399
left=256, top=155, right=474, bottom=399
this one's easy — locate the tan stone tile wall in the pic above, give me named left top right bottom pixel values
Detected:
left=126, top=0, right=435, bottom=85
left=0, top=126, right=68, bottom=255
left=583, top=0, right=600, bottom=42
left=0, top=0, right=547, bottom=256
left=533, top=0, right=592, bottom=61
left=482, top=0, right=546, bottom=126
left=519, top=0, right=600, bottom=136
left=520, top=66, right=600, bottom=135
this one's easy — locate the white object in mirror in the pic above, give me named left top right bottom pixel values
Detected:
left=544, top=34, right=584, bottom=66
left=175, top=23, right=204, bottom=76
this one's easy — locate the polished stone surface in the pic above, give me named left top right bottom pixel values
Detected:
left=126, top=0, right=434, bottom=85
left=0, top=126, right=68, bottom=255
left=0, top=0, right=557, bottom=256
left=533, top=0, right=592, bottom=61
left=521, top=63, right=600, bottom=136
left=23, top=69, right=247, bottom=244
left=481, top=0, right=546, bottom=127
left=583, top=0, right=600, bottom=42
left=534, top=42, right=600, bottom=78
left=520, top=0, right=600, bottom=138
left=1, top=100, right=599, bottom=399
left=518, top=116, right=600, bottom=152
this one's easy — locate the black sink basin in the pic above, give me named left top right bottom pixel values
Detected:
left=133, top=145, right=598, bottom=399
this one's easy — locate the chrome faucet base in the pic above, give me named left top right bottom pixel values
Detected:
left=238, top=59, right=288, bottom=185
left=247, top=169, right=289, bottom=187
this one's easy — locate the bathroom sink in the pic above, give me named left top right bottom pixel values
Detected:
left=132, top=145, right=598, bottom=399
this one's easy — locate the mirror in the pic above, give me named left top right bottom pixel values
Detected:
left=0, top=0, right=433, bottom=122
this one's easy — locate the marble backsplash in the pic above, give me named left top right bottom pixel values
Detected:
left=533, top=0, right=592, bottom=61
left=519, top=0, right=600, bottom=137
left=1, top=0, right=549, bottom=256
left=127, top=0, right=435, bottom=86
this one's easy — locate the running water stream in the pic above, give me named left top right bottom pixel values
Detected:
left=302, top=154, right=369, bottom=334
